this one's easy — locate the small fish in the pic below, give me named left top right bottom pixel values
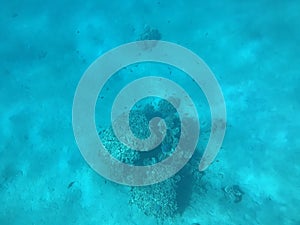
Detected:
left=68, top=181, right=76, bottom=189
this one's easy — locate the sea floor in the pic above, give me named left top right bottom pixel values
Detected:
left=0, top=1, right=299, bottom=225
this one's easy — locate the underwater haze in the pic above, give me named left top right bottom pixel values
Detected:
left=1, top=0, right=300, bottom=225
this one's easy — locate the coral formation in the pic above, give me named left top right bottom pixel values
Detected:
left=223, top=184, right=245, bottom=203
left=139, top=25, right=162, bottom=41
left=99, top=97, right=204, bottom=220
left=129, top=175, right=180, bottom=219
left=99, top=127, right=140, bottom=165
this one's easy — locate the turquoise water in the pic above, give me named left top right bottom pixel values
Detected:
left=1, top=1, right=299, bottom=224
